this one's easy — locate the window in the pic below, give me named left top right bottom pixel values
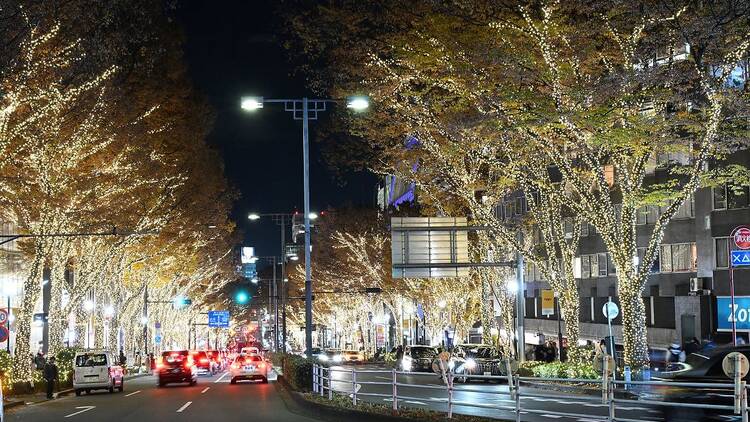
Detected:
left=607, top=253, right=617, bottom=275
left=714, top=186, right=727, bottom=210
left=613, top=204, right=622, bottom=223
left=663, top=197, right=695, bottom=219
left=660, top=243, right=697, bottom=273
left=515, top=197, right=525, bottom=216
left=637, top=206, right=648, bottom=225
left=581, top=256, right=590, bottom=279
left=504, top=202, right=514, bottom=220
left=563, top=218, right=574, bottom=237
left=580, top=221, right=589, bottom=237
left=598, top=253, right=608, bottom=276
left=636, top=205, right=660, bottom=225
left=590, top=254, right=599, bottom=278
left=714, top=184, right=750, bottom=210
left=715, top=237, right=743, bottom=269
left=637, top=247, right=660, bottom=273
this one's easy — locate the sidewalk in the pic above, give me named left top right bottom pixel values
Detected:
left=3, top=372, right=151, bottom=409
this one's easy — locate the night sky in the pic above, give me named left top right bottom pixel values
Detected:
left=178, top=1, right=377, bottom=256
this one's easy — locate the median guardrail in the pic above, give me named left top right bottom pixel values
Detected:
left=312, top=354, right=749, bottom=422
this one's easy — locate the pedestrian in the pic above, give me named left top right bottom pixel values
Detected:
left=395, top=345, right=404, bottom=363
left=134, top=352, right=142, bottom=373
left=149, top=353, right=156, bottom=371
left=34, top=352, right=45, bottom=371
left=43, top=357, right=59, bottom=399
left=668, top=341, right=685, bottom=363
left=119, top=349, right=127, bottom=366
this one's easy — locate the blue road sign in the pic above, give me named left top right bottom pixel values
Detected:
left=208, top=310, right=230, bottom=328
left=718, top=297, right=750, bottom=331
left=732, top=250, right=750, bottom=267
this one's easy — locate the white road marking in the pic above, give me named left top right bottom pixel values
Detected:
left=404, top=400, right=427, bottom=405
left=540, top=415, right=563, bottom=419
left=64, top=406, right=96, bottom=418
left=176, top=401, right=192, bottom=413
left=201, top=387, right=210, bottom=394
left=214, top=372, right=229, bottom=383
left=125, top=390, right=141, bottom=397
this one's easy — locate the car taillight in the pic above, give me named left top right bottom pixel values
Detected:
left=231, top=363, right=240, bottom=369
left=259, top=363, right=266, bottom=369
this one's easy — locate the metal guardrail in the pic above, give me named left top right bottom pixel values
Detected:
left=312, top=355, right=749, bottom=422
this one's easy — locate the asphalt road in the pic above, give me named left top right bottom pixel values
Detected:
left=325, top=364, right=745, bottom=422
left=6, top=369, right=320, bottom=422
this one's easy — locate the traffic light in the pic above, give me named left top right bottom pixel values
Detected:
left=235, top=291, right=250, bottom=304
left=172, top=297, right=192, bottom=309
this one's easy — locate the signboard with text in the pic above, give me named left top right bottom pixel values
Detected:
left=732, top=250, right=750, bottom=267
left=541, top=290, right=554, bottom=316
left=717, top=296, right=750, bottom=331
left=208, top=310, right=230, bottom=328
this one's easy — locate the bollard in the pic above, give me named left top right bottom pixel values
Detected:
left=328, top=367, right=332, bottom=400
left=741, top=380, right=748, bottom=422
left=447, top=372, right=453, bottom=419
left=313, top=365, right=318, bottom=394
left=320, top=366, right=324, bottom=397
left=735, top=354, right=742, bottom=415
left=392, top=368, right=398, bottom=411
left=352, top=369, right=357, bottom=405
left=514, top=375, right=521, bottom=422
left=602, top=355, right=609, bottom=404
left=506, top=359, right=515, bottom=400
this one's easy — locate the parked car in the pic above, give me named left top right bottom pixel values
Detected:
left=654, top=345, right=750, bottom=382
left=449, top=344, right=507, bottom=382
left=157, top=350, right=197, bottom=387
left=400, top=345, right=438, bottom=372
left=73, top=351, right=124, bottom=395
left=230, top=354, right=269, bottom=384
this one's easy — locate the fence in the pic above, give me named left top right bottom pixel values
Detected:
left=312, top=355, right=749, bottom=422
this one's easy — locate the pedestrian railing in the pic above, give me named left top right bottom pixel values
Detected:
left=312, top=355, right=749, bottom=422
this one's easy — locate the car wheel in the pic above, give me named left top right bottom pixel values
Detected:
left=190, top=378, right=197, bottom=386
left=158, top=382, right=165, bottom=388
left=109, top=380, right=115, bottom=393
left=117, top=380, right=124, bottom=392
left=86, top=389, right=91, bottom=394
left=261, top=377, right=268, bottom=384
left=75, top=389, right=81, bottom=396
left=230, top=378, right=236, bottom=385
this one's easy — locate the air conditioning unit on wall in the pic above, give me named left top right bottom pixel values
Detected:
left=688, top=277, right=712, bottom=296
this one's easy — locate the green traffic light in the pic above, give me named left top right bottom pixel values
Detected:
left=235, top=292, right=249, bottom=304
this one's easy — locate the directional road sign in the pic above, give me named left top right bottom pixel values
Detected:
left=732, top=250, right=750, bottom=267
left=208, top=310, right=230, bottom=328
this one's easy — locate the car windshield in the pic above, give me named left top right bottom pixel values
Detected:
left=75, top=353, right=107, bottom=367
left=410, top=347, right=437, bottom=358
left=685, top=352, right=710, bottom=368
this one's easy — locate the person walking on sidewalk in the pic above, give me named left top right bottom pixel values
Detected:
left=43, top=357, right=59, bottom=399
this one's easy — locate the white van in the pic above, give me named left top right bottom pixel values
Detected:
left=73, top=351, right=124, bottom=395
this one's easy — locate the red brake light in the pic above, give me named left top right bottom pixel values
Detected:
left=259, top=362, right=266, bottom=369
left=231, top=363, right=240, bottom=369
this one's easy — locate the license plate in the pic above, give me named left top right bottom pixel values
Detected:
left=483, top=371, right=491, bottom=376
left=171, top=368, right=180, bottom=373
left=244, top=366, right=254, bottom=370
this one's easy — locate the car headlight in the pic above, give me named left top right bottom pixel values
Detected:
left=448, top=360, right=455, bottom=370
left=319, top=355, right=329, bottom=362
left=402, top=357, right=412, bottom=371
left=465, top=358, right=477, bottom=370
left=333, top=355, right=343, bottom=363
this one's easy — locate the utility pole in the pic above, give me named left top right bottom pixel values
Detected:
left=143, top=285, right=148, bottom=355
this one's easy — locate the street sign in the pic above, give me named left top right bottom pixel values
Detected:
left=0, top=326, right=9, bottom=343
left=208, top=310, right=230, bottom=328
left=732, top=250, right=750, bottom=267
left=717, top=296, right=750, bottom=331
left=154, top=335, right=162, bottom=345
left=602, top=301, right=619, bottom=320
left=0, top=309, right=8, bottom=326
left=722, top=352, right=749, bottom=378
left=541, top=290, right=554, bottom=316
left=154, top=322, right=161, bottom=329
left=733, top=226, right=750, bottom=250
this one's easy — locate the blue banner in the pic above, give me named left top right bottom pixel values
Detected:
left=717, top=296, right=750, bottom=331
left=208, top=310, right=230, bottom=328
left=732, top=250, right=750, bottom=267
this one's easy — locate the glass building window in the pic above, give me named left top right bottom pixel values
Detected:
left=598, top=253, right=608, bottom=276
left=660, top=243, right=697, bottom=273
left=581, top=256, right=590, bottom=279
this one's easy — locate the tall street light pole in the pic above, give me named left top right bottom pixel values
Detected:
left=242, top=96, right=369, bottom=358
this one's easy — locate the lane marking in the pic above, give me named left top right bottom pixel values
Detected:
left=125, top=390, right=141, bottom=397
left=201, top=387, right=210, bottom=394
left=65, top=406, right=96, bottom=418
left=540, top=415, right=563, bottom=419
left=176, top=401, right=192, bottom=413
left=214, top=372, right=229, bottom=383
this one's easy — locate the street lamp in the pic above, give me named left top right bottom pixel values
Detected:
left=83, top=300, right=95, bottom=312
left=140, top=316, right=149, bottom=325
left=104, top=305, right=115, bottom=318
left=241, top=95, right=369, bottom=358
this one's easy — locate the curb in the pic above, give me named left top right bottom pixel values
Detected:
left=275, top=376, right=423, bottom=422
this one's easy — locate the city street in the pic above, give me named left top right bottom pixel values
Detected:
left=325, top=364, right=744, bottom=422
left=5, top=370, right=319, bottom=422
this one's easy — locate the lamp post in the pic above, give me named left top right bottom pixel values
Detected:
left=242, top=95, right=368, bottom=358
left=248, top=212, right=318, bottom=352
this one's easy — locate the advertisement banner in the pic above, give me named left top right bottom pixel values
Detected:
left=541, top=289, right=555, bottom=316
left=717, top=296, right=750, bottom=331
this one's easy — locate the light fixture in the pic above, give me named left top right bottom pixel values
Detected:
left=247, top=213, right=260, bottom=220
left=290, top=255, right=299, bottom=261
left=83, top=300, right=95, bottom=312
left=251, top=277, right=259, bottom=284
left=140, top=316, right=149, bottom=324
left=438, top=300, right=447, bottom=309
left=104, top=305, right=115, bottom=317
left=507, top=279, right=519, bottom=294
left=308, top=212, right=318, bottom=220
left=346, top=96, right=369, bottom=111
left=241, top=96, right=264, bottom=111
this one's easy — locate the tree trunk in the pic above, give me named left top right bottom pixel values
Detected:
left=47, top=258, right=67, bottom=355
left=558, top=289, right=583, bottom=362
left=480, top=275, right=493, bottom=344
left=618, top=283, right=649, bottom=368
left=11, top=250, right=44, bottom=383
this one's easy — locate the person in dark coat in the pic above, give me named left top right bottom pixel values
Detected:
left=43, top=357, right=59, bottom=399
